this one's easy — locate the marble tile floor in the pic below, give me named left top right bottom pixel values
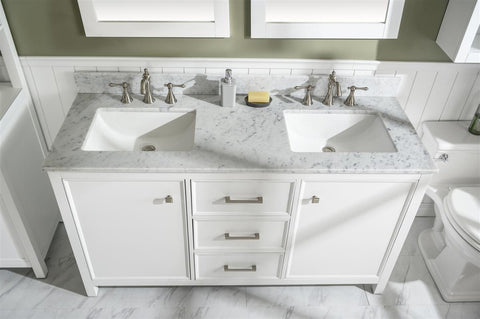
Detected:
left=0, top=217, right=479, bottom=319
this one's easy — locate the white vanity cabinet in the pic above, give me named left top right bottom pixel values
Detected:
left=48, top=172, right=428, bottom=296
left=57, top=176, right=190, bottom=290
left=286, top=179, right=413, bottom=280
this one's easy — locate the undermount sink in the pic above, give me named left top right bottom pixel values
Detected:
left=82, top=108, right=196, bottom=151
left=283, top=111, right=396, bottom=153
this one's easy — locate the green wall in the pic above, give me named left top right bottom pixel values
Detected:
left=3, top=0, right=451, bottom=61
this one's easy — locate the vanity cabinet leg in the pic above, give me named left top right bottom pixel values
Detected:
left=85, top=285, right=99, bottom=297
left=48, top=172, right=100, bottom=297
left=372, top=284, right=385, bottom=294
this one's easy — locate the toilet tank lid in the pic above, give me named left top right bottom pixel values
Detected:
left=422, top=121, right=480, bottom=152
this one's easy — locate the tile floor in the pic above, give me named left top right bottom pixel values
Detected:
left=0, top=217, right=479, bottom=319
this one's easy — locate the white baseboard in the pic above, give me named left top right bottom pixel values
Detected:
left=0, top=258, right=31, bottom=268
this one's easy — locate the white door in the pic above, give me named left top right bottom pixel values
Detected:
left=287, top=181, right=413, bottom=278
left=65, top=179, right=189, bottom=282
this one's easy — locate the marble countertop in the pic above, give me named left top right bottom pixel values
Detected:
left=43, top=93, right=436, bottom=174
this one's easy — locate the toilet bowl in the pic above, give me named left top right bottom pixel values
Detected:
left=419, top=121, right=480, bottom=302
left=419, top=186, right=480, bottom=302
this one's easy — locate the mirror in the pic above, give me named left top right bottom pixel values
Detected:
left=77, top=0, right=230, bottom=37
left=251, top=0, right=405, bottom=39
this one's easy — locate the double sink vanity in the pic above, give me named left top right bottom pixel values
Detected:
left=44, top=72, right=436, bottom=296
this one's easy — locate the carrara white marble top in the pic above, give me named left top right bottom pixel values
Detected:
left=43, top=93, right=436, bottom=174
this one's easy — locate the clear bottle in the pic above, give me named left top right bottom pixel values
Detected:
left=221, top=69, right=236, bottom=107
left=468, top=104, right=480, bottom=135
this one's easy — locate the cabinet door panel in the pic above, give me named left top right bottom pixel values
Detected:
left=65, top=180, right=189, bottom=280
left=287, top=181, right=412, bottom=278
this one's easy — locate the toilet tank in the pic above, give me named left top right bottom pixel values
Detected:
left=422, top=121, right=480, bottom=185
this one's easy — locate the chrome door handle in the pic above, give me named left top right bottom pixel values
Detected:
left=224, top=233, right=260, bottom=240
left=224, top=196, right=263, bottom=204
left=312, top=196, right=320, bottom=203
left=223, top=265, right=257, bottom=272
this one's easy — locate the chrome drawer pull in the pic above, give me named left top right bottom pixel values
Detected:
left=153, top=195, right=173, bottom=205
left=223, top=265, right=257, bottom=272
left=224, top=233, right=260, bottom=240
left=225, top=196, right=263, bottom=204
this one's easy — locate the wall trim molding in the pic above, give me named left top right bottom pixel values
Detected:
left=19, top=56, right=480, bottom=72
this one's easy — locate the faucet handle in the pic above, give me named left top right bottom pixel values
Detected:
left=109, top=82, right=133, bottom=104
left=164, top=83, right=186, bottom=89
left=349, top=86, right=369, bottom=91
left=294, top=84, right=315, bottom=91
left=164, top=83, right=186, bottom=104
left=344, top=86, right=369, bottom=106
left=294, top=85, right=315, bottom=106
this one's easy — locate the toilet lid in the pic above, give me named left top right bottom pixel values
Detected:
left=445, top=187, right=480, bottom=245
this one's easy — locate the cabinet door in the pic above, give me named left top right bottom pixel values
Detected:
left=287, top=181, right=412, bottom=279
left=65, top=179, right=189, bottom=281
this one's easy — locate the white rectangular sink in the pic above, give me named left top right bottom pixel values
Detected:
left=283, top=111, right=396, bottom=153
left=82, top=108, right=196, bottom=151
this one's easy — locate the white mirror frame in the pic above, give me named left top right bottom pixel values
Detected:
left=251, top=0, right=405, bottom=39
left=77, top=0, right=230, bottom=37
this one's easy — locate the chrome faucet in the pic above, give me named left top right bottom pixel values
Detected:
left=164, top=82, right=186, bottom=104
left=140, top=68, right=155, bottom=104
left=109, top=82, right=133, bottom=104
left=322, top=71, right=342, bottom=106
left=294, top=84, right=315, bottom=106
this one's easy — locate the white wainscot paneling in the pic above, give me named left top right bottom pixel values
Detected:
left=20, top=57, right=480, bottom=148
left=440, top=70, right=480, bottom=120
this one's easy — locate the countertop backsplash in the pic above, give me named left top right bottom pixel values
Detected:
left=74, top=72, right=401, bottom=98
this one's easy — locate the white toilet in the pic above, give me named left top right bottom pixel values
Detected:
left=419, top=121, right=480, bottom=302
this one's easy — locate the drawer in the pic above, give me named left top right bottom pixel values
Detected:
left=192, top=180, right=294, bottom=215
left=194, top=220, right=287, bottom=249
left=195, top=253, right=282, bottom=279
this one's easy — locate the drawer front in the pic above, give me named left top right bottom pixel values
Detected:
left=194, top=220, right=287, bottom=249
left=192, top=180, right=294, bottom=215
left=196, top=253, right=282, bottom=279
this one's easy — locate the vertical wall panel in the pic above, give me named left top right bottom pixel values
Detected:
left=459, top=72, right=480, bottom=120
left=416, top=70, right=458, bottom=133
left=22, top=66, right=53, bottom=146
left=440, top=71, right=479, bottom=120
left=404, top=71, right=437, bottom=129
left=53, top=66, right=78, bottom=115
left=29, top=66, right=65, bottom=147
left=395, top=70, right=416, bottom=109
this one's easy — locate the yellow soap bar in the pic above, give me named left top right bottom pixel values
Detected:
left=248, top=91, right=270, bottom=103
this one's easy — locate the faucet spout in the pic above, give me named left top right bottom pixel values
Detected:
left=141, top=68, right=155, bottom=104
left=322, top=71, right=342, bottom=106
